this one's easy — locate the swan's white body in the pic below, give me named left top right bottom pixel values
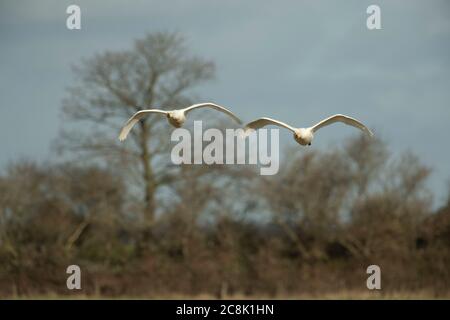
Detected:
left=244, top=114, right=373, bottom=146
left=119, top=102, right=241, bottom=141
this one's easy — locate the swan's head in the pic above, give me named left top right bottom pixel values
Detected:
left=294, top=128, right=313, bottom=146
left=167, top=110, right=185, bottom=128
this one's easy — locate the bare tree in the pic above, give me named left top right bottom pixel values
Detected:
left=58, top=32, right=215, bottom=224
left=255, top=145, right=353, bottom=260
left=344, top=134, right=387, bottom=197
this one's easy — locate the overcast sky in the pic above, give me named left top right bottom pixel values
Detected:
left=1, top=0, right=449, bottom=205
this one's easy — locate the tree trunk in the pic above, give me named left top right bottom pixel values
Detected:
left=139, top=120, right=155, bottom=226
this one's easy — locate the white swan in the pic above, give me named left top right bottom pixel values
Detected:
left=119, top=102, right=242, bottom=141
left=243, top=114, right=373, bottom=146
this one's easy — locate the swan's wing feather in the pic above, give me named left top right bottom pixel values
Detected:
left=243, top=117, right=296, bottom=136
left=182, top=103, right=242, bottom=124
left=118, top=109, right=167, bottom=141
left=310, top=114, right=373, bottom=137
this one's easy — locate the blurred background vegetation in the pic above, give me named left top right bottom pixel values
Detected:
left=0, top=32, right=448, bottom=298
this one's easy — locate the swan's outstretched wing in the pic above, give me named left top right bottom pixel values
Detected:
left=310, top=114, right=373, bottom=137
left=182, top=103, right=242, bottom=124
left=118, top=109, right=167, bottom=141
left=243, top=117, right=297, bottom=136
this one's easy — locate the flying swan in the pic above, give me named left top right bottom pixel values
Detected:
left=119, top=102, right=242, bottom=141
left=243, top=114, right=373, bottom=146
